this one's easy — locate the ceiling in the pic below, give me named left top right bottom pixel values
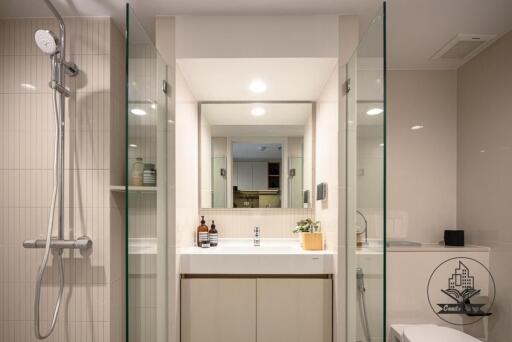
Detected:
left=1, top=0, right=511, bottom=69
left=178, top=58, right=338, bottom=101
left=386, top=0, right=512, bottom=69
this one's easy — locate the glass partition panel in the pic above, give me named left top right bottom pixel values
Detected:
left=126, top=4, right=168, bottom=342
left=346, top=3, right=386, bottom=341
left=212, top=156, right=227, bottom=207
left=289, top=156, right=304, bottom=208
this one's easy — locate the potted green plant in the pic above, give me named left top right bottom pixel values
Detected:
left=293, top=219, right=323, bottom=250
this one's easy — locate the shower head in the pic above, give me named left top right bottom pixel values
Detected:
left=34, top=29, right=59, bottom=55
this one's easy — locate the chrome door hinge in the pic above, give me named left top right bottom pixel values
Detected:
left=345, top=78, right=352, bottom=94
left=162, top=80, right=169, bottom=95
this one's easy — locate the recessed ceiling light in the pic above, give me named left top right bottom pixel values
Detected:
left=366, top=108, right=383, bottom=116
left=20, top=83, right=36, bottom=90
left=411, top=125, right=424, bottom=130
left=150, top=103, right=157, bottom=110
left=131, top=108, right=147, bottom=116
left=379, top=143, right=384, bottom=147
left=129, top=144, right=137, bottom=148
left=251, top=106, right=266, bottom=116
left=249, top=79, right=267, bottom=93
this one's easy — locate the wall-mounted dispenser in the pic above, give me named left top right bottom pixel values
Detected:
left=316, top=183, right=327, bottom=200
left=303, top=190, right=310, bottom=205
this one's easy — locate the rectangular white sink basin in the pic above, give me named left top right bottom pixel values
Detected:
left=178, top=238, right=334, bottom=275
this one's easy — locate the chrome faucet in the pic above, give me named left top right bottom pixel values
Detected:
left=253, top=226, right=260, bottom=246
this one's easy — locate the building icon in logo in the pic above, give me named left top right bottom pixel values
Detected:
left=448, top=261, right=474, bottom=292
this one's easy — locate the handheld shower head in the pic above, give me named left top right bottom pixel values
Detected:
left=35, top=29, right=59, bottom=55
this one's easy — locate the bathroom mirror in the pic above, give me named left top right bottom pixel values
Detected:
left=199, top=102, right=314, bottom=209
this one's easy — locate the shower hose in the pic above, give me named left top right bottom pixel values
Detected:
left=34, top=56, right=65, bottom=339
left=357, top=267, right=372, bottom=342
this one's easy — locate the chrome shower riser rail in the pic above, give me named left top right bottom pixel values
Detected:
left=49, top=80, right=71, bottom=97
left=23, top=237, right=92, bottom=251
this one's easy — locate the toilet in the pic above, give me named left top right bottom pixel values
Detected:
left=390, top=324, right=481, bottom=342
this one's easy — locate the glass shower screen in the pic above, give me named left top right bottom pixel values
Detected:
left=126, top=4, right=169, bottom=342
left=346, top=4, right=386, bottom=342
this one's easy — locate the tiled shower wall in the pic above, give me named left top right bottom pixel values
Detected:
left=199, top=208, right=314, bottom=239
left=0, top=17, right=125, bottom=342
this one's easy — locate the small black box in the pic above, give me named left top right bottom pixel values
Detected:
left=444, top=230, right=464, bottom=246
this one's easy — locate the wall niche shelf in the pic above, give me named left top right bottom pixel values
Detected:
left=110, top=185, right=158, bottom=192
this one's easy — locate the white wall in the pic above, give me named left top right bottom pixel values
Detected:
left=457, top=31, right=512, bottom=342
left=315, top=65, right=339, bottom=250
left=175, top=15, right=339, bottom=58
left=212, top=137, right=227, bottom=157
left=175, top=66, right=199, bottom=247
left=387, top=70, right=458, bottom=243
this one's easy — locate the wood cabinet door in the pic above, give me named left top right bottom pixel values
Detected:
left=256, top=278, right=332, bottom=342
left=181, top=278, right=257, bottom=342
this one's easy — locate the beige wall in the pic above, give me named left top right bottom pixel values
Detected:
left=457, top=31, right=512, bottom=342
left=387, top=70, right=458, bottom=243
left=175, top=66, right=199, bottom=247
left=155, top=15, right=179, bottom=342
left=198, top=208, right=313, bottom=238
left=315, top=65, right=339, bottom=250
left=199, top=112, right=212, bottom=208
left=0, top=17, right=125, bottom=342
left=175, top=15, right=339, bottom=58
left=303, top=112, right=315, bottom=203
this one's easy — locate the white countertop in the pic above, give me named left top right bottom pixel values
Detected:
left=178, top=238, right=334, bottom=275
left=387, top=243, right=490, bottom=252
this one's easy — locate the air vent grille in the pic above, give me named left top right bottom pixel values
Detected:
left=432, top=34, right=496, bottom=60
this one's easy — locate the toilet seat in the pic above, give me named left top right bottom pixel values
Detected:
left=390, top=324, right=481, bottom=342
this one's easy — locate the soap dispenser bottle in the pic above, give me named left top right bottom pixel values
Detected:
left=197, top=216, right=210, bottom=248
left=209, top=220, right=218, bottom=247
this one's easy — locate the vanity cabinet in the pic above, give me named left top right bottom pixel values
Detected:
left=181, top=278, right=257, bottom=342
left=181, top=278, right=332, bottom=342
left=257, top=278, right=332, bottom=342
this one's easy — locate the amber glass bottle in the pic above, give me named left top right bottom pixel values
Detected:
left=197, top=216, right=209, bottom=248
left=209, top=220, right=218, bottom=247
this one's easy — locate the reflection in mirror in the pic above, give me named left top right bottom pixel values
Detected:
left=232, top=142, right=283, bottom=208
left=199, top=102, right=314, bottom=209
